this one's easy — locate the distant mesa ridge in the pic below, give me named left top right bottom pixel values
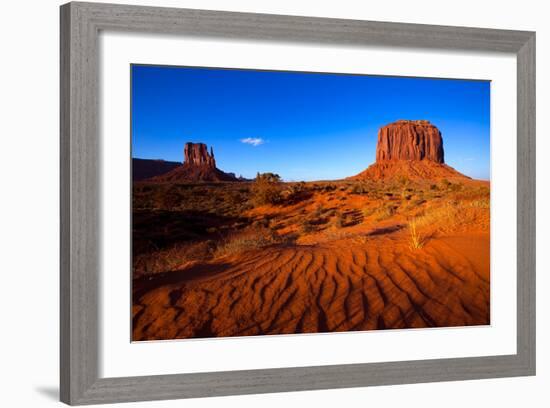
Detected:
left=352, top=120, right=469, bottom=181
left=132, top=158, right=181, bottom=181
left=144, top=142, right=239, bottom=182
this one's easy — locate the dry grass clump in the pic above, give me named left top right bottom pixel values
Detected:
left=403, top=185, right=490, bottom=249
left=468, top=198, right=490, bottom=209
left=362, top=206, right=377, bottom=219
left=375, top=203, right=398, bottom=221
left=300, top=219, right=316, bottom=233
left=334, top=211, right=346, bottom=228
left=214, top=226, right=281, bottom=258
left=133, top=240, right=216, bottom=279
left=408, top=218, right=426, bottom=250
left=297, top=205, right=331, bottom=233
left=412, top=199, right=489, bottom=236
left=349, top=182, right=369, bottom=195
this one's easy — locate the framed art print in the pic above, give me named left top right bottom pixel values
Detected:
left=130, top=66, right=491, bottom=341
left=60, top=2, right=535, bottom=405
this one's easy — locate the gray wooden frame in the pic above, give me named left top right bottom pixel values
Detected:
left=60, top=1, right=536, bottom=405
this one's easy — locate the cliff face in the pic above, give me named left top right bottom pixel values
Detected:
left=376, top=120, right=444, bottom=163
left=184, top=142, right=216, bottom=167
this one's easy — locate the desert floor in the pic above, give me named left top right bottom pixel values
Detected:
left=132, top=178, right=490, bottom=340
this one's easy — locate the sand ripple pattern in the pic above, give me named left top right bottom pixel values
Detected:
left=132, top=234, right=489, bottom=340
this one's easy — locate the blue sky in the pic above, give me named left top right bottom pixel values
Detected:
left=131, top=65, right=490, bottom=181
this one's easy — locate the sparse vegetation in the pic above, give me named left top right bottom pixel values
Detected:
left=133, top=240, right=216, bottom=278
left=375, top=203, right=398, bottom=221
left=440, top=178, right=452, bottom=190
left=300, top=219, right=316, bottom=233
left=251, top=172, right=283, bottom=206
left=350, top=183, right=369, bottom=195
left=408, top=218, right=425, bottom=250
left=334, top=211, right=345, bottom=228
left=214, top=226, right=282, bottom=258
left=280, top=181, right=310, bottom=203
left=132, top=177, right=489, bottom=282
left=362, top=206, right=377, bottom=219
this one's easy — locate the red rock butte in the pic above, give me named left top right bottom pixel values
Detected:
left=351, top=120, right=470, bottom=182
left=184, top=142, right=216, bottom=168
left=376, top=120, right=444, bottom=163
left=147, top=142, right=238, bottom=182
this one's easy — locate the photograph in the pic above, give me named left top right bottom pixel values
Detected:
left=131, top=64, right=491, bottom=341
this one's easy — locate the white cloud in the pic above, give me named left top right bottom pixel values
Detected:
left=240, top=137, right=265, bottom=147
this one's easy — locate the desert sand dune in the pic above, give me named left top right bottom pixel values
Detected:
left=132, top=230, right=489, bottom=340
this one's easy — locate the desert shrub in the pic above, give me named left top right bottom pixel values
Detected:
left=375, top=204, right=398, bottom=221
left=397, top=175, right=411, bottom=186
left=314, top=204, right=324, bottom=218
left=440, top=178, right=452, bottom=190
left=250, top=172, right=282, bottom=206
left=214, top=226, right=280, bottom=258
left=300, top=219, right=315, bottom=233
left=410, top=198, right=426, bottom=207
left=448, top=182, right=464, bottom=192
left=299, top=206, right=329, bottom=232
left=469, top=198, right=490, bottom=209
left=280, top=181, right=310, bottom=203
left=323, top=184, right=337, bottom=192
left=252, top=217, right=270, bottom=228
left=334, top=211, right=345, bottom=228
left=368, top=190, right=382, bottom=200
left=159, top=186, right=183, bottom=208
left=349, top=183, right=368, bottom=194
left=362, top=206, right=377, bottom=219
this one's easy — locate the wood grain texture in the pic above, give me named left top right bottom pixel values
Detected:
left=60, top=1, right=536, bottom=405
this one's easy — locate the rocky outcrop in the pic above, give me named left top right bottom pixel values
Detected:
left=184, top=142, right=216, bottom=167
left=376, top=120, right=444, bottom=163
left=144, top=142, right=238, bottom=182
left=351, top=120, right=470, bottom=181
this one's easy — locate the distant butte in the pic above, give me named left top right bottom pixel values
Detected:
left=147, top=142, right=239, bottom=182
left=184, top=142, right=216, bottom=168
left=376, top=120, right=444, bottom=163
left=351, top=120, right=470, bottom=181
